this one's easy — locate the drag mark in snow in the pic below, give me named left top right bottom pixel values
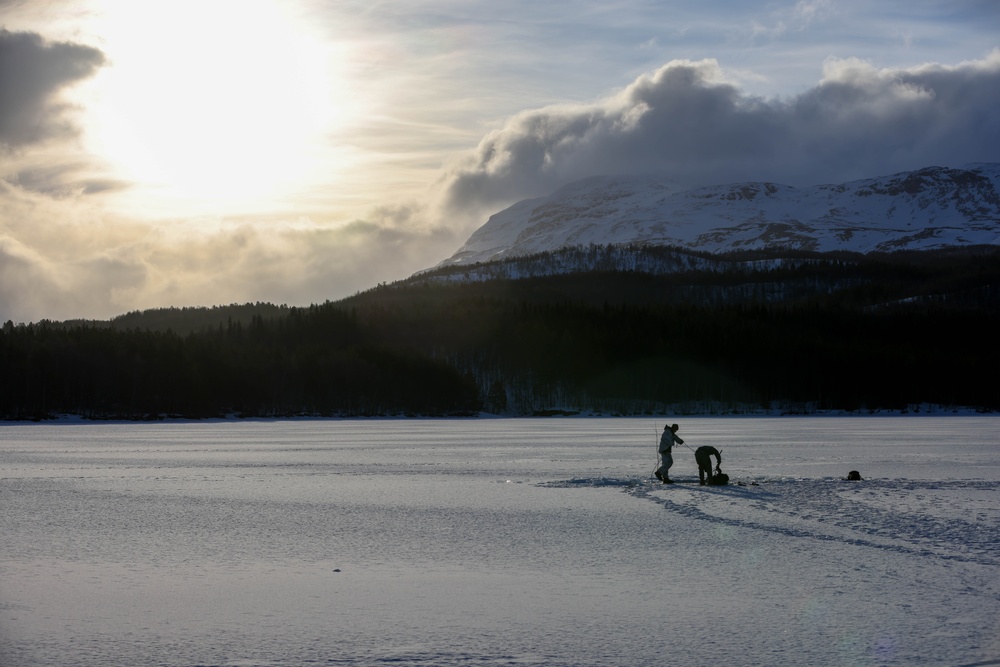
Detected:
left=540, top=477, right=1000, bottom=567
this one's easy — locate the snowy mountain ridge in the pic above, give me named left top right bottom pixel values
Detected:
left=437, top=164, right=1000, bottom=267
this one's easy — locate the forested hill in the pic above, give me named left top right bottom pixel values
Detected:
left=2, top=246, right=999, bottom=419
left=52, top=302, right=292, bottom=337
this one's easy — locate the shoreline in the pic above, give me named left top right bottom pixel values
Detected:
left=2, top=404, right=995, bottom=425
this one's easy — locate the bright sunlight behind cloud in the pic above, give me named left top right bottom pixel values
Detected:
left=82, top=0, right=349, bottom=215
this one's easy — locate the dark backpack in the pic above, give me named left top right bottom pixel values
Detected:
left=709, top=473, right=729, bottom=486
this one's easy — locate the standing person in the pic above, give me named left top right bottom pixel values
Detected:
left=655, top=423, right=683, bottom=484
left=694, top=446, right=722, bottom=485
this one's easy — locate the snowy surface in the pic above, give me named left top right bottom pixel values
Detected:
left=1, top=416, right=999, bottom=667
left=439, top=164, right=1000, bottom=266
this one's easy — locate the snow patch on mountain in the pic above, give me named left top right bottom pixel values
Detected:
left=438, top=164, right=1000, bottom=267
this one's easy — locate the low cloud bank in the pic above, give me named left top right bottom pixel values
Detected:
left=443, top=52, right=1000, bottom=213
left=0, top=191, right=457, bottom=324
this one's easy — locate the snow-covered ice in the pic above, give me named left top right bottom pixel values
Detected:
left=0, top=416, right=998, bottom=666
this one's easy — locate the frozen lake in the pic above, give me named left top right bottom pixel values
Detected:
left=1, top=416, right=998, bottom=667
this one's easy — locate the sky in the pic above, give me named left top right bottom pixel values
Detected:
left=1, top=0, right=998, bottom=323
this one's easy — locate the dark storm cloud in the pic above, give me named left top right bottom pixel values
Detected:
left=0, top=29, right=106, bottom=148
left=443, top=53, right=1000, bottom=212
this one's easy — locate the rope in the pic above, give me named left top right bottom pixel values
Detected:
left=677, top=439, right=698, bottom=454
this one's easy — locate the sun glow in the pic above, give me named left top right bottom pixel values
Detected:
left=84, top=0, right=348, bottom=213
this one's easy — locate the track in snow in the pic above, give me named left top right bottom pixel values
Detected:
left=541, top=476, right=1000, bottom=567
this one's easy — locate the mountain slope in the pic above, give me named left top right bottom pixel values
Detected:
left=438, top=164, right=1000, bottom=266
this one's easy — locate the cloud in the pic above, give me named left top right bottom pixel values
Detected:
left=0, top=29, right=106, bottom=149
left=0, top=183, right=459, bottom=323
left=751, top=0, right=834, bottom=39
left=442, top=52, right=1000, bottom=213
left=5, top=161, right=128, bottom=196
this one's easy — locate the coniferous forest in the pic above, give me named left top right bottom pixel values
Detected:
left=2, top=246, right=998, bottom=419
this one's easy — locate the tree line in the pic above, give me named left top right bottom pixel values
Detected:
left=2, top=247, right=998, bottom=419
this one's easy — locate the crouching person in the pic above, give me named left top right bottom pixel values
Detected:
left=694, top=446, right=722, bottom=485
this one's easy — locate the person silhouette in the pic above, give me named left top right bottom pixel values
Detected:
left=655, top=423, right=683, bottom=484
left=694, top=446, right=722, bottom=485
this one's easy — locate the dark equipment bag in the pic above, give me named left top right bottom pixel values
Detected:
left=708, top=472, right=729, bottom=486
